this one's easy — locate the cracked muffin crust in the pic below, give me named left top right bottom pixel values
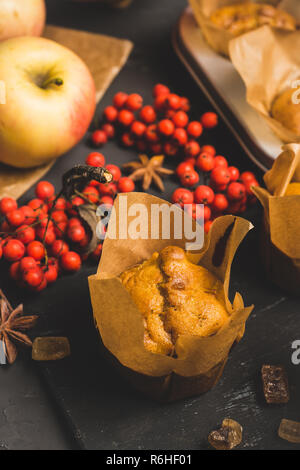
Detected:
left=210, top=2, right=295, bottom=37
left=120, top=246, right=228, bottom=356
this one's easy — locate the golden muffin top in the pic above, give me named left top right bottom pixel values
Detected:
left=120, top=246, right=228, bottom=356
left=210, top=2, right=296, bottom=37
left=271, top=88, right=300, bottom=137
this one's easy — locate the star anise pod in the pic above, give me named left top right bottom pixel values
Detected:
left=0, top=290, right=38, bottom=364
left=123, top=154, right=174, bottom=191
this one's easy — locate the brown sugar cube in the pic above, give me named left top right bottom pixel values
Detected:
left=261, top=365, right=289, bottom=404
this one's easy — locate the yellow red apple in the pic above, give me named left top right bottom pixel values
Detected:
left=0, top=36, right=96, bottom=168
left=0, top=0, right=46, bottom=41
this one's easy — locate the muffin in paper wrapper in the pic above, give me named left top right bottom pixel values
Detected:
left=188, top=0, right=288, bottom=58
left=88, top=193, right=253, bottom=402
left=252, top=143, right=300, bottom=295
left=229, top=24, right=300, bottom=143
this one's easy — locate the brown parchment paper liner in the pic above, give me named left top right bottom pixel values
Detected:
left=229, top=25, right=300, bottom=143
left=0, top=25, right=132, bottom=200
left=252, top=143, right=300, bottom=294
left=88, top=192, right=254, bottom=401
left=189, top=0, right=283, bottom=57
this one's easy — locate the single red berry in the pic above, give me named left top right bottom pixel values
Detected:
left=211, top=194, right=229, bottom=212
left=139, top=105, right=156, bottom=124
left=184, top=140, right=201, bottom=158
left=173, top=128, right=188, bottom=146
left=85, top=152, right=106, bottom=167
left=201, top=145, right=216, bottom=156
left=98, top=182, right=117, bottom=197
left=176, top=161, right=194, bottom=178
left=9, top=261, right=20, bottom=280
left=131, top=120, right=146, bottom=137
left=92, top=130, right=107, bottom=147
left=214, top=155, right=228, bottom=168
left=28, top=199, right=48, bottom=215
left=154, top=94, right=168, bottom=112
left=33, top=276, right=47, bottom=292
left=26, top=241, right=45, bottom=261
left=228, top=166, right=240, bottom=181
left=121, top=132, right=135, bottom=147
left=204, top=220, right=213, bottom=234
left=179, top=97, right=190, bottom=112
left=51, top=240, right=69, bottom=258
left=101, top=123, right=115, bottom=139
left=51, top=210, right=68, bottom=224
left=35, top=181, right=55, bottom=201
left=100, top=195, right=114, bottom=206
left=23, top=267, right=44, bottom=288
left=82, top=186, right=99, bottom=204
left=16, top=225, right=35, bottom=245
left=227, top=182, right=246, bottom=201
left=126, top=93, right=143, bottom=111
left=36, top=226, right=56, bottom=245
left=105, top=164, right=121, bottom=183
left=118, top=109, right=135, bottom=127
left=204, top=205, right=211, bottom=221
left=113, top=91, right=128, bottom=109
left=194, top=185, right=215, bottom=205
left=44, top=264, right=58, bottom=284
left=172, top=110, right=189, bottom=128
left=61, top=251, right=82, bottom=272
left=67, top=224, right=85, bottom=243
left=48, top=197, right=67, bottom=211
left=68, top=217, right=81, bottom=228
left=3, top=239, right=25, bottom=262
left=6, top=209, right=25, bottom=227
left=240, top=171, right=257, bottom=185
left=172, top=188, right=194, bottom=206
left=196, top=152, right=215, bottom=172
left=67, top=197, right=84, bottom=214
left=19, top=206, right=36, bottom=225
left=158, top=119, right=175, bottom=136
left=187, top=121, right=203, bottom=138
left=91, top=243, right=103, bottom=261
left=201, top=112, right=218, bottom=129
left=166, top=93, right=181, bottom=110
left=149, top=143, right=163, bottom=154
left=185, top=203, right=204, bottom=221
left=153, top=84, right=170, bottom=98
left=78, top=233, right=90, bottom=248
left=103, top=105, right=118, bottom=122
left=117, top=177, right=135, bottom=193
left=145, top=124, right=159, bottom=143
left=163, top=142, right=178, bottom=157
left=0, top=197, right=17, bottom=215
left=19, top=256, right=37, bottom=272
left=244, top=180, right=259, bottom=196
left=210, top=167, right=231, bottom=186
left=180, top=170, right=199, bottom=188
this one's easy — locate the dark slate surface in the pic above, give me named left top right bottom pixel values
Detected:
left=0, top=0, right=299, bottom=450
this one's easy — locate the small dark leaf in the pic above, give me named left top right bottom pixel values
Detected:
left=78, top=204, right=99, bottom=255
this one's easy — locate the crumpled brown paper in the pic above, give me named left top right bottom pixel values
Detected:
left=0, top=25, right=132, bottom=200
left=252, top=143, right=300, bottom=294
left=189, top=0, right=284, bottom=57
left=229, top=24, right=300, bottom=143
left=89, top=192, right=253, bottom=401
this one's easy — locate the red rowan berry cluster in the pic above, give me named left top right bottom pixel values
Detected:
left=0, top=155, right=134, bottom=292
left=91, top=84, right=218, bottom=157
left=172, top=149, right=258, bottom=233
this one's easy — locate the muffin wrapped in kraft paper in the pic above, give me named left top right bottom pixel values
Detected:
left=252, top=143, right=300, bottom=295
left=188, top=0, right=293, bottom=58
left=88, top=193, right=254, bottom=402
left=229, top=25, right=300, bottom=143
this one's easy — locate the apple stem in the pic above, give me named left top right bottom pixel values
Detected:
left=42, top=77, right=64, bottom=89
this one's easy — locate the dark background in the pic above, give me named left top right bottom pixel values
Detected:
left=0, top=0, right=299, bottom=450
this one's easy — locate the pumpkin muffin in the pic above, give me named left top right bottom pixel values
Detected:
left=271, top=88, right=300, bottom=137
left=210, top=2, right=295, bottom=38
left=120, top=246, right=228, bottom=356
